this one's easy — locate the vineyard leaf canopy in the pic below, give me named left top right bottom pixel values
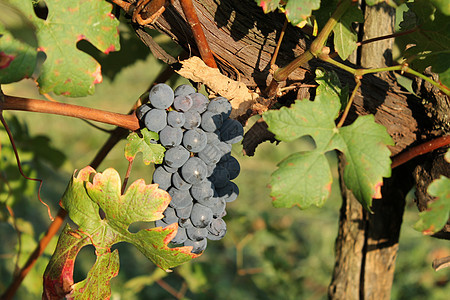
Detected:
left=333, top=4, right=364, bottom=60
left=5, top=0, right=120, bottom=96
left=264, top=69, right=393, bottom=210
left=44, top=167, right=197, bottom=298
left=255, top=0, right=321, bottom=26
left=414, top=175, right=450, bottom=234
left=125, top=128, right=166, bottom=165
left=398, top=0, right=450, bottom=87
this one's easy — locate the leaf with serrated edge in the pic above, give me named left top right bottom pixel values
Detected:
left=255, top=0, right=320, bottom=26
left=333, top=115, right=393, bottom=211
left=333, top=5, right=364, bottom=60
left=265, top=69, right=393, bottom=210
left=70, top=250, right=120, bottom=300
left=43, top=224, right=90, bottom=300
left=414, top=176, right=450, bottom=234
left=270, top=151, right=332, bottom=208
left=8, top=0, right=120, bottom=96
left=125, top=128, right=166, bottom=165
left=256, top=0, right=281, bottom=13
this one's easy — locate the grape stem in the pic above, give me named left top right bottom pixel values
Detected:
left=0, top=95, right=140, bottom=131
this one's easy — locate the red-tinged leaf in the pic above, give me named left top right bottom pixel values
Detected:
left=69, top=250, right=120, bottom=300
left=125, top=128, right=165, bottom=165
left=414, top=176, right=450, bottom=234
left=7, top=0, right=120, bottom=96
left=43, top=224, right=90, bottom=300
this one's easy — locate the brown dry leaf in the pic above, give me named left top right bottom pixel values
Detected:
left=176, top=56, right=265, bottom=118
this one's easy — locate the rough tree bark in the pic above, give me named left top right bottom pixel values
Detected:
left=129, top=0, right=447, bottom=298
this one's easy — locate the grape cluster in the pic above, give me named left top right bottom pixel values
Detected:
left=136, top=83, right=243, bottom=254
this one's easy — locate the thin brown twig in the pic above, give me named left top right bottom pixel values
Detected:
left=1, top=95, right=140, bottom=131
left=357, top=27, right=418, bottom=47
left=121, top=159, right=134, bottom=195
left=391, top=135, right=450, bottom=169
left=270, top=18, right=288, bottom=67
left=337, top=78, right=361, bottom=128
left=156, top=279, right=182, bottom=299
left=179, top=0, right=217, bottom=68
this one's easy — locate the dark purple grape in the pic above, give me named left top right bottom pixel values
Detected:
left=184, top=238, right=207, bottom=254
left=207, top=218, right=227, bottom=240
left=174, top=84, right=196, bottom=97
left=183, top=110, right=201, bottom=129
left=189, top=93, right=209, bottom=113
left=173, top=95, right=193, bottom=112
left=220, top=119, right=244, bottom=144
left=190, top=203, right=213, bottom=228
left=190, top=180, right=215, bottom=203
left=136, top=104, right=151, bottom=120
left=160, top=125, right=183, bottom=148
left=144, top=108, right=167, bottom=133
left=168, top=187, right=193, bottom=209
left=183, top=128, right=207, bottom=153
left=181, top=157, right=207, bottom=184
left=207, top=97, right=232, bottom=119
left=186, top=226, right=208, bottom=241
left=152, top=166, right=172, bottom=190
left=200, top=111, right=223, bottom=132
left=148, top=83, right=174, bottom=109
left=167, top=111, right=185, bottom=128
left=164, top=145, right=190, bottom=168
left=171, top=227, right=188, bottom=244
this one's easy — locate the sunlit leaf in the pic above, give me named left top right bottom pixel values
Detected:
left=124, top=128, right=165, bottom=165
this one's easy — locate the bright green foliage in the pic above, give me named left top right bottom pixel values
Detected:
left=124, top=128, right=166, bottom=165
left=0, top=23, right=37, bottom=83
left=430, top=0, right=450, bottom=15
left=398, top=0, right=450, bottom=87
left=264, top=69, right=393, bottom=210
left=333, top=4, right=364, bottom=60
left=44, top=167, right=197, bottom=298
left=414, top=175, right=450, bottom=234
left=255, top=0, right=321, bottom=26
left=4, top=0, right=120, bottom=96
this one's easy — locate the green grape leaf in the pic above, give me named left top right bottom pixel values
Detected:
left=125, top=128, right=166, bottom=165
left=44, top=166, right=197, bottom=298
left=270, top=151, right=332, bottom=208
left=71, top=250, right=120, bottom=299
left=7, top=0, right=120, bottom=96
left=264, top=69, right=393, bottom=210
left=333, top=4, right=364, bottom=60
left=0, top=23, right=37, bottom=83
left=398, top=0, right=450, bottom=87
left=414, top=176, right=450, bottom=234
left=256, top=0, right=321, bottom=26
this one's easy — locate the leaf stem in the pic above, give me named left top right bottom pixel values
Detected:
left=391, top=135, right=450, bottom=169
left=270, top=18, right=288, bottom=67
left=357, top=27, right=419, bottom=47
left=121, top=159, right=134, bottom=195
left=1, top=95, right=140, bottom=131
left=337, top=78, right=361, bottom=128
left=179, top=0, right=217, bottom=68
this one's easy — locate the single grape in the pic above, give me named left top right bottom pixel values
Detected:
left=186, top=226, right=208, bottom=241
left=148, top=83, right=174, bottom=109
left=197, top=188, right=219, bottom=208
left=198, top=143, right=222, bottom=165
left=184, top=238, right=207, bottom=254
left=190, top=203, right=213, bottom=228
left=190, top=180, right=215, bottom=203
left=175, top=202, right=193, bottom=219
left=207, top=97, right=232, bottom=119
left=183, top=128, right=207, bottom=153
left=160, top=125, right=183, bottom=148
left=216, top=181, right=239, bottom=202
left=164, top=145, right=190, bottom=168
left=174, top=84, right=196, bottom=97
left=220, top=119, right=244, bottom=144
left=144, top=108, right=167, bottom=133
left=152, top=166, right=172, bottom=190
left=167, top=111, right=185, bottom=128
left=172, top=171, right=192, bottom=190
left=179, top=218, right=194, bottom=229
left=171, top=227, right=187, bottom=244
left=163, top=164, right=178, bottom=173
left=173, top=95, right=193, bottom=112
left=210, top=198, right=226, bottom=218
left=183, top=110, right=201, bottom=129
left=219, top=156, right=240, bottom=180
left=181, top=157, right=207, bottom=184
left=189, top=93, right=209, bottom=113
left=168, top=187, right=193, bottom=209
left=200, top=111, right=223, bottom=132
left=207, top=218, right=227, bottom=240
left=136, top=104, right=151, bottom=120
left=206, top=163, right=216, bottom=178
left=209, top=166, right=230, bottom=189
left=162, top=206, right=178, bottom=224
